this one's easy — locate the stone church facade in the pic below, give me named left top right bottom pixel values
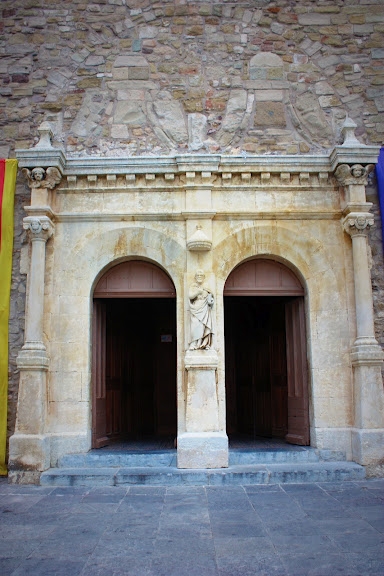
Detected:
left=2, top=0, right=384, bottom=482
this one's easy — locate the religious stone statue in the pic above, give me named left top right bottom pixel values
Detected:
left=188, top=270, right=214, bottom=350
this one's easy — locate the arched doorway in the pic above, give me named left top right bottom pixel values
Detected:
left=224, top=258, right=309, bottom=445
left=92, top=260, right=177, bottom=448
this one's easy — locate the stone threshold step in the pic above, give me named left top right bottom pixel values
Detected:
left=40, top=461, right=365, bottom=487
left=58, top=447, right=344, bottom=468
left=58, top=450, right=177, bottom=468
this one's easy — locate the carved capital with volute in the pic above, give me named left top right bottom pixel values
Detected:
left=334, top=163, right=374, bottom=187
left=21, top=166, right=62, bottom=190
left=23, top=216, right=54, bottom=242
left=342, top=213, right=374, bottom=238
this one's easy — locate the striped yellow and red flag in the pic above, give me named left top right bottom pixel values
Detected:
left=0, top=159, right=17, bottom=475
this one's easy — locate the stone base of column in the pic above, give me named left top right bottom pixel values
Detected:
left=349, top=341, right=384, bottom=467
left=8, top=434, right=50, bottom=484
left=351, top=346, right=384, bottom=430
left=177, top=432, right=228, bottom=469
left=351, top=428, right=384, bottom=466
left=311, top=427, right=352, bottom=460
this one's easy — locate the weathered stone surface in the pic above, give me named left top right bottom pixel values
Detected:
left=113, top=55, right=148, bottom=68
left=292, top=91, right=334, bottom=142
left=298, top=13, right=332, bottom=26
left=84, top=55, right=105, bottom=66
left=254, top=102, right=286, bottom=127
left=111, top=124, right=129, bottom=138
left=113, top=101, right=146, bottom=125
left=219, top=89, right=248, bottom=144
left=188, top=113, right=207, bottom=151
left=152, top=96, right=188, bottom=144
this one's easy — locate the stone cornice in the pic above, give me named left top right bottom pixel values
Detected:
left=16, top=145, right=381, bottom=175
left=16, top=151, right=333, bottom=177
left=15, top=146, right=380, bottom=192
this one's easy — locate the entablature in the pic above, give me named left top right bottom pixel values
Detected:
left=15, top=119, right=380, bottom=223
left=16, top=149, right=379, bottom=194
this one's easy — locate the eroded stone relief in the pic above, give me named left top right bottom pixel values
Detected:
left=69, top=50, right=342, bottom=155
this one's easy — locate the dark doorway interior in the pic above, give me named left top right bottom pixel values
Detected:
left=95, top=298, right=177, bottom=444
left=225, top=296, right=296, bottom=441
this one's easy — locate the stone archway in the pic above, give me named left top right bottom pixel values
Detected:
left=92, top=260, right=177, bottom=448
left=224, top=258, right=309, bottom=445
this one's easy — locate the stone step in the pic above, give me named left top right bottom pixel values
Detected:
left=58, top=450, right=177, bottom=468
left=40, top=461, right=365, bottom=487
left=58, top=447, right=345, bottom=468
left=229, top=447, right=321, bottom=465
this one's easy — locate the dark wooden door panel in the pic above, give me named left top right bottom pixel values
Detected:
left=285, top=298, right=309, bottom=445
left=92, top=300, right=109, bottom=448
left=93, top=297, right=177, bottom=444
left=253, top=335, right=272, bottom=437
left=225, top=296, right=300, bottom=442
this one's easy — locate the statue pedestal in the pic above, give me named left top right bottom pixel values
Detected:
left=177, top=350, right=228, bottom=468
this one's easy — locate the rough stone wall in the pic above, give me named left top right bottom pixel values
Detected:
left=1, top=0, right=383, bottom=443
left=7, top=186, right=28, bottom=444
left=1, top=0, right=383, bottom=157
left=367, top=176, right=384, bottom=381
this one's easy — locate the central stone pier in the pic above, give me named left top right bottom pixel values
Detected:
left=177, top=349, right=228, bottom=469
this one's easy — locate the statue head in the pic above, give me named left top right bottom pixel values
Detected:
left=32, top=167, right=45, bottom=182
left=195, top=269, right=205, bottom=284
left=351, top=164, right=364, bottom=178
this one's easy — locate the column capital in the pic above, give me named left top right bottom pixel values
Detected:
left=342, top=212, right=374, bottom=238
left=334, top=163, right=374, bottom=187
left=21, top=166, right=62, bottom=191
left=23, top=216, right=54, bottom=242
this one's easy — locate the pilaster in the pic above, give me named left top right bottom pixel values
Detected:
left=9, top=137, right=61, bottom=482
left=334, top=128, right=384, bottom=466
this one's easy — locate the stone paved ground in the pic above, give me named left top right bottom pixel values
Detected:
left=0, top=478, right=383, bottom=576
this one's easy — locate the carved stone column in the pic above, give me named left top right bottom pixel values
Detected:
left=8, top=164, right=60, bottom=483
left=20, top=217, right=54, bottom=356
left=9, top=216, right=54, bottom=483
left=337, top=164, right=384, bottom=467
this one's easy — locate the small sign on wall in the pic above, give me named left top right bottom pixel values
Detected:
left=161, top=334, right=173, bottom=343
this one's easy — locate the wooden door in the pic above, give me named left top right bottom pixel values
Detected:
left=93, top=298, right=177, bottom=444
left=92, top=261, right=176, bottom=446
left=285, top=298, right=309, bottom=445
left=225, top=297, right=287, bottom=439
left=92, top=300, right=108, bottom=448
left=224, top=259, right=308, bottom=445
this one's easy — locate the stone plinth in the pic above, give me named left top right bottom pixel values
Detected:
left=177, top=432, right=228, bottom=469
left=8, top=434, right=50, bottom=484
left=178, top=349, right=228, bottom=468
